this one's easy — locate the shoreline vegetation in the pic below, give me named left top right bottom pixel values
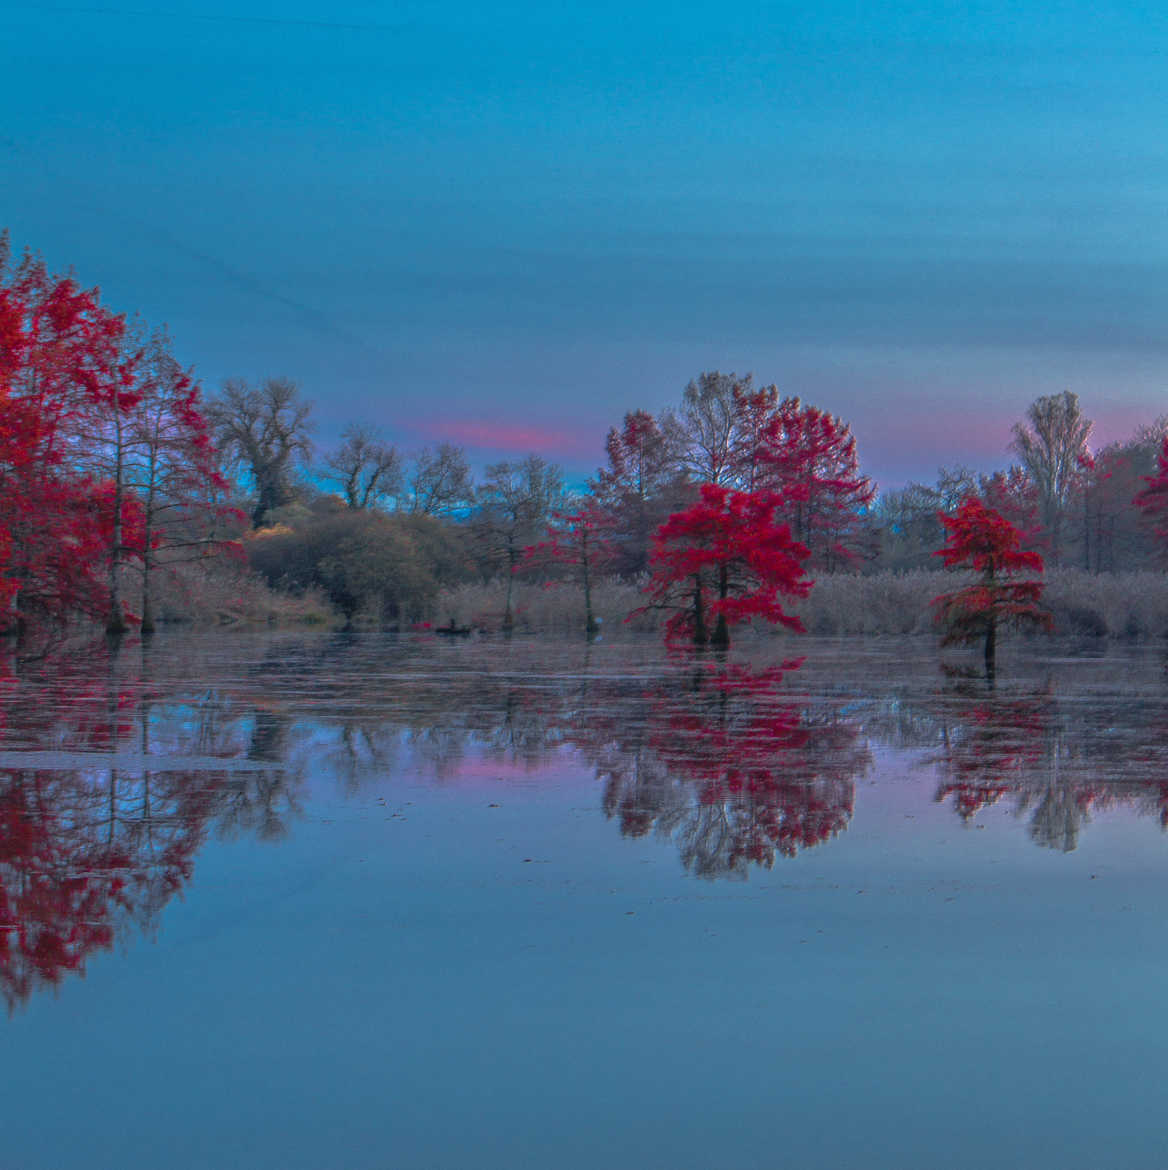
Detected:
left=433, top=568, right=1168, bottom=641
left=8, top=234, right=1168, bottom=657
left=46, top=564, right=1168, bottom=643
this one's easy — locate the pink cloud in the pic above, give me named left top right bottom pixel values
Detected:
left=408, top=418, right=602, bottom=459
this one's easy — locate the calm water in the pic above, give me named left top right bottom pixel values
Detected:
left=4, top=632, right=1168, bottom=1169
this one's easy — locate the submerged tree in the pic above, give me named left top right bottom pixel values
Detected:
left=473, top=456, right=565, bottom=632
left=932, top=496, right=1052, bottom=676
left=638, top=484, right=812, bottom=648
left=0, top=235, right=141, bottom=638
left=521, top=500, right=618, bottom=640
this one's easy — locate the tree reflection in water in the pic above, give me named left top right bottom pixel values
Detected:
left=7, top=634, right=1168, bottom=1007
left=561, top=660, right=872, bottom=878
left=0, top=643, right=299, bottom=1011
left=929, top=680, right=1168, bottom=851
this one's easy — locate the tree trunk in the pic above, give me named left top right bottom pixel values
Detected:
left=106, top=418, right=128, bottom=636
left=710, top=563, right=730, bottom=648
left=141, top=527, right=155, bottom=635
left=502, top=544, right=516, bottom=634
left=984, top=616, right=997, bottom=679
left=692, top=575, right=708, bottom=646
left=581, top=532, right=597, bottom=641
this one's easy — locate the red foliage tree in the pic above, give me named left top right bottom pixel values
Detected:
left=114, top=332, right=238, bottom=632
left=637, top=483, right=812, bottom=648
left=744, top=389, right=876, bottom=570
left=0, top=239, right=139, bottom=636
left=589, top=409, right=686, bottom=576
left=0, top=237, right=231, bottom=639
left=521, top=499, right=618, bottom=639
left=932, top=496, right=1052, bottom=675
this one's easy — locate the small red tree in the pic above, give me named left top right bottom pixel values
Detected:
left=521, top=500, right=617, bottom=639
left=752, top=394, right=875, bottom=570
left=589, top=410, right=686, bottom=575
left=117, top=333, right=239, bottom=632
left=714, top=383, right=875, bottom=569
left=636, top=483, right=812, bottom=648
left=932, top=496, right=1052, bottom=675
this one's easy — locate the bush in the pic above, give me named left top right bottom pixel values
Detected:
left=247, top=510, right=472, bottom=627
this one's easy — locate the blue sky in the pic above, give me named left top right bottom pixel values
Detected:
left=4, top=0, right=1168, bottom=487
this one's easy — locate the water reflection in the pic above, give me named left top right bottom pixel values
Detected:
left=6, top=634, right=1168, bottom=1007
left=926, top=681, right=1168, bottom=852
left=561, top=662, right=870, bottom=877
left=0, top=644, right=299, bottom=1010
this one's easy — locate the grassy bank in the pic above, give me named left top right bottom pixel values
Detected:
left=143, top=561, right=338, bottom=628
left=434, top=569, right=1168, bottom=640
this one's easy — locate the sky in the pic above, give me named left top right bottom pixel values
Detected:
left=4, top=0, right=1168, bottom=489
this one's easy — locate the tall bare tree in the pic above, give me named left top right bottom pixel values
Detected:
left=1010, top=391, right=1093, bottom=561
left=474, top=455, right=565, bottom=631
left=207, top=377, right=313, bottom=527
left=406, top=442, right=474, bottom=517
left=662, top=371, right=749, bottom=486
left=323, top=424, right=402, bottom=510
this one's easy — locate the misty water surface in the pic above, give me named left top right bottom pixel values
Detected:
left=3, top=632, right=1168, bottom=1170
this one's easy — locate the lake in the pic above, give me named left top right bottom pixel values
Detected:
left=3, top=631, right=1168, bottom=1169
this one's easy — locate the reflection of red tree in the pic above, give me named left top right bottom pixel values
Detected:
left=931, top=687, right=1168, bottom=851
left=0, top=774, right=120, bottom=1005
left=934, top=697, right=1047, bottom=821
left=0, top=766, right=220, bottom=1011
left=0, top=645, right=295, bottom=1011
left=567, top=660, right=870, bottom=877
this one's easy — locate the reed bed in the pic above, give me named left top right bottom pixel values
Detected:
left=435, top=568, right=1168, bottom=640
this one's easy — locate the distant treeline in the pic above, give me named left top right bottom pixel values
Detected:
left=4, top=231, right=1167, bottom=643
left=226, top=372, right=1168, bottom=634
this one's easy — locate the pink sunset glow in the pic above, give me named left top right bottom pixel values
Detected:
left=409, top=418, right=603, bottom=460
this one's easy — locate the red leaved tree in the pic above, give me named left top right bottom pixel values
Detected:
left=746, top=390, right=876, bottom=570
left=521, top=499, right=618, bottom=639
left=589, top=409, right=687, bottom=576
left=0, top=237, right=139, bottom=637
left=116, top=332, right=239, bottom=632
left=1, top=238, right=236, bottom=640
left=659, top=375, right=875, bottom=570
left=637, top=484, right=812, bottom=648
left=932, top=496, right=1052, bottom=675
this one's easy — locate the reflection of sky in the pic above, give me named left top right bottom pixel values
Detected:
left=4, top=1, right=1168, bottom=485
left=9, top=746, right=1168, bottom=1169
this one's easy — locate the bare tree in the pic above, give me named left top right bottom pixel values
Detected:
left=123, top=331, right=236, bottom=633
left=207, top=377, right=313, bottom=527
left=323, top=424, right=402, bottom=510
left=1010, top=392, right=1092, bottom=560
left=406, top=442, right=474, bottom=517
left=662, top=371, right=751, bottom=486
left=474, top=455, right=565, bottom=631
